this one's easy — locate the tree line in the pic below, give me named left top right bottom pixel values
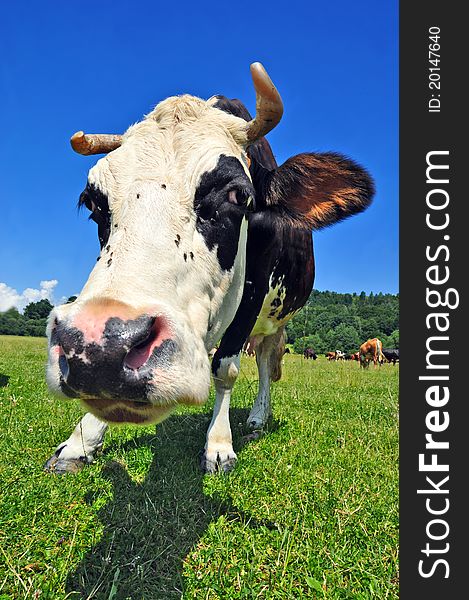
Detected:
left=286, top=290, right=399, bottom=354
left=0, top=297, right=76, bottom=337
left=0, top=291, right=399, bottom=356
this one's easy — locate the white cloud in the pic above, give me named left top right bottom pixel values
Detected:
left=0, top=280, right=59, bottom=313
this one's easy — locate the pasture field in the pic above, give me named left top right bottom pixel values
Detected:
left=0, top=336, right=398, bottom=599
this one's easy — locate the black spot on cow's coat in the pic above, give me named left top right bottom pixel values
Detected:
left=183, top=253, right=187, bottom=262
left=194, top=155, right=254, bottom=271
left=271, top=297, right=281, bottom=309
left=190, top=252, right=194, bottom=260
left=161, top=184, right=167, bottom=189
left=175, top=234, right=180, bottom=247
left=107, top=258, right=112, bottom=266
left=136, top=194, right=140, bottom=199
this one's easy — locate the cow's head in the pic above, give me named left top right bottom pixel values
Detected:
left=46, top=63, right=373, bottom=425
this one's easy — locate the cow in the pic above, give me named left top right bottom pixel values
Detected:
left=303, top=348, right=317, bottom=360
left=44, top=62, right=374, bottom=475
left=335, top=350, right=345, bottom=361
left=326, top=351, right=337, bottom=361
left=383, top=348, right=399, bottom=365
left=359, top=338, right=384, bottom=368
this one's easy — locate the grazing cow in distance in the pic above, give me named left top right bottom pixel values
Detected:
left=303, top=348, right=317, bottom=360
left=326, top=351, right=337, bottom=361
left=359, top=338, right=384, bottom=368
left=383, top=348, right=399, bottom=365
left=335, top=350, right=345, bottom=361
left=44, top=62, right=374, bottom=474
left=352, top=351, right=360, bottom=361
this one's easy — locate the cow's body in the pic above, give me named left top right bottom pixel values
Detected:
left=359, top=338, right=384, bottom=368
left=303, top=348, right=317, bottom=360
left=326, top=351, right=336, bottom=361
left=383, top=348, right=399, bottom=365
left=45, top=64, right=374, bottom=474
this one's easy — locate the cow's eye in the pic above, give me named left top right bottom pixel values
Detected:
left=227, top=189, right=250, bottom=206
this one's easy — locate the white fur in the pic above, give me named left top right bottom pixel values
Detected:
left=53, top=413, right=108, bottom=464
left=203, top=353, right=240, bottom=472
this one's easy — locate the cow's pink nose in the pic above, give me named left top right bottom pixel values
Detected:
left=50, top=299, right=175, bottom=397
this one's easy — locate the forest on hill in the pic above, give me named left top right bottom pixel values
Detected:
left=286, top=290, right=399, bottom=354
left=0, top=291, right=399, bottom=356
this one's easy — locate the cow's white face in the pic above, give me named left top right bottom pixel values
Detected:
left=46, top=96, right=254, bottom=424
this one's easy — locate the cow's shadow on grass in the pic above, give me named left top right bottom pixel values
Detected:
left=0, top=373, right=10, bottom=387
left=66, top=409, right=278, bottom=600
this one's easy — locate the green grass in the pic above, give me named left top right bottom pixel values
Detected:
left=0, top=336, right=398, bottom=599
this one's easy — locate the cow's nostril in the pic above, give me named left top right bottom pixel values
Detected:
left=58, top=347, right=70, bottom=379
left=123, top=319, right=160, bottom=371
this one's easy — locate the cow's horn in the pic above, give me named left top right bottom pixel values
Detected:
left=246, top=62, right=284, bottom=142
left=70, top=131, right=123, bottom=155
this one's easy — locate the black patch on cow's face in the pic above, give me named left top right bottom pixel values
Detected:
left=78, top=183, right=111, bottom=249
left=194, top=155, right=254, bottom=271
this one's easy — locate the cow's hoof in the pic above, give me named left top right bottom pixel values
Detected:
left=200, top=449, right=237, bottom=474
left=246, top=408, right=271, bottom=430
left=44, top=447, right=88, bottom=475
left=246, top=414, right=270, bottom=430
left=247, top=418, right=265, bottom=429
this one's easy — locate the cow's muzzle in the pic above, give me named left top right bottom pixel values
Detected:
left=49, top=300, right=177, bottom=402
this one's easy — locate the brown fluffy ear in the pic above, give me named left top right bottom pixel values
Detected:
left=266, top=152, right=374, bottom=229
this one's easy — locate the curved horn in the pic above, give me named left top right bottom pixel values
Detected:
left=246, top=62, right=284, bottom=142
left=70, top=131, right=123, bottom=155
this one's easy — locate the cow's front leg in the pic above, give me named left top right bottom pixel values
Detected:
left=44, top=412, right=108, bottom=474
left=247, top=328, right=285, bottom=429
left=201, top=353, right=240, bottom=474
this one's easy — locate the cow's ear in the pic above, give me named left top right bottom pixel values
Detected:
left=266, top=152, right=374, bottom=229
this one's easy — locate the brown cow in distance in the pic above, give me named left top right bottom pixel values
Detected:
left=359, top=338, right=384, bottom=368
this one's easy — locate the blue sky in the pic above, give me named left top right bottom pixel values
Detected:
left=0, top=0, right=398, bottom=311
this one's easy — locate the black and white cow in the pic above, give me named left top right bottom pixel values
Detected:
left=45, top=63, right=374, bottom=474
